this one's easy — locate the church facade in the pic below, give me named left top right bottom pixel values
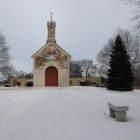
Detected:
left=31, top=18, right=71, bottom=87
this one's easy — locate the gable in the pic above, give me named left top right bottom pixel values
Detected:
left=32, top=42, right=71, bottom=58
left=33, top=43, right=70, bottom=69
left=37, top=44, right=67, bottom=61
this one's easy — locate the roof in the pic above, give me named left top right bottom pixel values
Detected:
left=31, top=42, right=71, bottom=58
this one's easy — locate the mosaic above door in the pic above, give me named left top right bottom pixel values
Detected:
left=35, top=45, right=68, bottom=69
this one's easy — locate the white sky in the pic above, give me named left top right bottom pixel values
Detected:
left=0, top=0, right=134, bottom=72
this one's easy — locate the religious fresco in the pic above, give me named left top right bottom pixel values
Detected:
left=35, top=45, right=68, bottom=69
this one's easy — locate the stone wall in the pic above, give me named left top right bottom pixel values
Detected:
left=10, top=77, right=101, bottom=87
left=70, top=77, right=101, bottom=86
left=10, top=78, right=33, bottom=87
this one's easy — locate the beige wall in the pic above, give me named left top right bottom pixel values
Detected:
left=10, top=78, right=33, bottom=87
left=10, top=77, right=101, bottom=87
left=70, top=77, right=101, bottom=86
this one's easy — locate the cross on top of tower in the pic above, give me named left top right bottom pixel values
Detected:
left=50, top=12, right=53, bottom=21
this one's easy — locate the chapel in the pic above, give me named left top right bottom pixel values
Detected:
left=31, top=15, right=71, bottom=87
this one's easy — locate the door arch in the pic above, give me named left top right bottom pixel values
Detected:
left=45, top=66, right=58, bottom=86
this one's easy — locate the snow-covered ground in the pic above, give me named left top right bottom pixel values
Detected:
left=0, top=86, right=140, bottom=140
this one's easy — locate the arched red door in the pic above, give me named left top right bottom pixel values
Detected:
left=45, top=66, right=58, bottom=86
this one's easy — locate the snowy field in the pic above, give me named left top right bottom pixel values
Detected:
left=0, top=86, right=140, bottom=140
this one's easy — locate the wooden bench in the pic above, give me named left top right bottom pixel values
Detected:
left=108, top=103, right=129, bottom=122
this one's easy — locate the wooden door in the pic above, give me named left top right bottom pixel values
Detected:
left=45, top=66, right=58, bottom=86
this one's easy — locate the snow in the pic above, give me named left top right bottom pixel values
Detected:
left=0, top=86, right=140, bottom=140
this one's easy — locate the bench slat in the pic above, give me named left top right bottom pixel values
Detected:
left=108, top=103, right=129, bottom=111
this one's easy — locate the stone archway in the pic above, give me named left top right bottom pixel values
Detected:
left=45, top=66, right=58, bottom=86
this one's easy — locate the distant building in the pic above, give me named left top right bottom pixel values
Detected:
left=31, top=15, right=71, bottom=87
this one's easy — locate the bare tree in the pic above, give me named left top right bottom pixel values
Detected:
left=70, top=59, right=97, bottom=78
left=16, top=71, right=26, bottom=78
left=78, top=59, right=97, bottom=78
left=1, top=65, right=17, bottom=83
left=70, top=60, right=83, bottom=78
left=96, top=38, right=113, bottom=69
left=24, top=72, right=33, bottom=78
left=96, top=29, right=140, bottom=76
left=0, top=32, right=10, bottom=73
left=120, top=0, right=140, bottom=30
left=96, top=65, right=108, bottom=78
left=121, top=0, right=140, bottom=7
left=0, top=32, right=11, bottom=81
left=133, top=65, right=140, bottom=88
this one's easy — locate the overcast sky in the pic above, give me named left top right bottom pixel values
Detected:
left=0, top=0, right=134, bottom=72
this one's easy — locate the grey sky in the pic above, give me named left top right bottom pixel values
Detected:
left=0, top=0, right=133, bottom=72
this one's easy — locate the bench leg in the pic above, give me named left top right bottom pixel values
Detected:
left=115, top=111, right=127, bottom=122
left=109, top=108, right=116, bottom=118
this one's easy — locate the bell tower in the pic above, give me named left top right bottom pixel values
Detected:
left=47, top=13, right=56, bottom=43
